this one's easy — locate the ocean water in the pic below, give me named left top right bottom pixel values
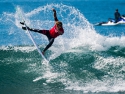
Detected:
left=1, top=0, right=125, bottom=94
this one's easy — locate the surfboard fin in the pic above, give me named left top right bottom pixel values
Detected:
left=20, top=21, right=25, bottom=25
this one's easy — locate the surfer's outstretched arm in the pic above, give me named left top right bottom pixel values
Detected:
left=52, top=8, right=58, bottom=21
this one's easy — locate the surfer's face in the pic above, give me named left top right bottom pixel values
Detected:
left=56, top=24, right=62, bottom=30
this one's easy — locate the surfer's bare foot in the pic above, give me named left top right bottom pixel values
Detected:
left=22, top=26, right=27, bottom=30
left=42, top=51, right=45, bottom=55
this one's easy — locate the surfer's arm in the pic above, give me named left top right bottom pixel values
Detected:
left=52, top=8, right=58, bottom=21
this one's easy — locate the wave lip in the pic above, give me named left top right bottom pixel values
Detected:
left=1, top=3, right=125, bottom=94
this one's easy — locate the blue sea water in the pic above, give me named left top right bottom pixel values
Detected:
left=1, top=0, right=125, bottom=94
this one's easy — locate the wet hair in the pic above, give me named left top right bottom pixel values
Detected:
left=56, top=21, right=62, bottom=27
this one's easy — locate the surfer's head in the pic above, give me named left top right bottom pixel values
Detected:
left=116, top=9, right=118, bottom=12
left=56, top=21, right=62, bottom=29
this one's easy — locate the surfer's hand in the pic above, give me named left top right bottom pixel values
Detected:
left=52, top=8, right=56, bottom=12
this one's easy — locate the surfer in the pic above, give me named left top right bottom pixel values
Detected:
left=114, top=9, right=121, bottom=23
left=20, top=8, right=64, bottom=55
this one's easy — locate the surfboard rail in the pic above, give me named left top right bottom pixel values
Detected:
left=23, top=21, right=49, bottom=63
left=17, top=7, right=49, bottom=63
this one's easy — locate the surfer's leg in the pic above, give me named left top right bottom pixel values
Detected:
left=37, top=30, right=49, bottom=35
left=28, top=29, right=49, bottom=35
left=21, top=24, right=50, bottom=36
left=42, top=38, right=54, bottom=53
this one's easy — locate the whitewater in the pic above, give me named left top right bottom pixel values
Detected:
left=1, top=1, right=125, bottom=94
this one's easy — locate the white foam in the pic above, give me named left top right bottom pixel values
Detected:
left=2, top=3, right=125, bottom=52
left=0, top=46, right=36, bottom=52
left=13, top=4, right=125, bottom=93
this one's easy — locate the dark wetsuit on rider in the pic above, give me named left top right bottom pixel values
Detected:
left=114, top=9, right=121, bottom=23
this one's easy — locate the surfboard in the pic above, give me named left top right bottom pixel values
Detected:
left=16, top=7, right=49, bottom=63
left=21, top=21, right=49, bottom=63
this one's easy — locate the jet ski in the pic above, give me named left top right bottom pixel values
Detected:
left=117, top=16, right=125, bottom=24
left=95, top=16, right=125, bottom=26
left=95, top=21, right=118, bottom=26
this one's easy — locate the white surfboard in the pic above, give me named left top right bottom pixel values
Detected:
left=17, top=7, right=49, bottom=63
left=23, top=22, right=49, bottom=63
